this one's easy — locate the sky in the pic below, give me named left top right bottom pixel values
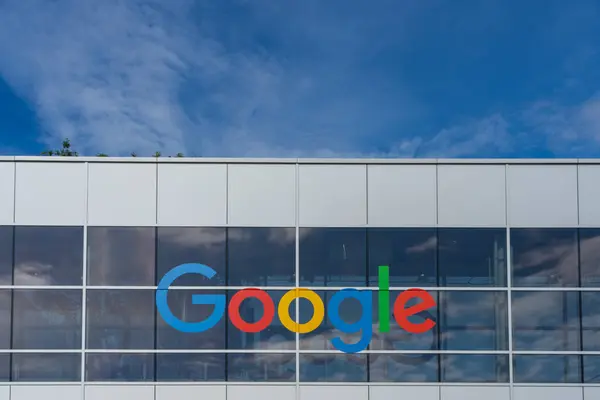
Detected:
left=0, top=0, right=599, bottom=158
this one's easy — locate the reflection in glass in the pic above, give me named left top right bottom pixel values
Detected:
left=14, top=226, right=83, bottom=285
left=584, top=356, right=600, bottom=383
left=227, top=354, right=295, bottom=382
left=514, top=355, right=581, bottom=383
left=441, top=354, right=509, bottom=382
left=157, top=353, right=225, bottom=381
left=12, top=289, right=82, bottom=349
left=511, top=228, right=578, bottom=287
left=369, top=354, right=438, bottom=382
left=86, top=353, right=154, bottom=381
left=0, top=354, right=8, bottom=381
left=439, top=291, right=508, bottom=350
left=157, top=289, right=226, bottom=349
left=368, top=228, right=436, bottom=286
left=300, top=353, right=367, bottom=382
left=228, top=290, right=294, bottom=351
left=582, top=292, right=600, bottom=351
left=86, top=290, right=154, bottom=349
left=157, top=227, right=226, bottom=286
left=228, top=228, right=295, bottom=286
left=0, top=226, right=12, bottom=285
left=299, top=228, right=366, bottom=286
left=87, top=227, right=155, bottom=286
left=512, top=291, right=580, bottom=351
left=0, top=290, right=10, bottom=349
left=580, top=229, right=600, bottom=286
left=438, top=228, right=506, bottom=286
left=12, top=353, right=80, bottom=382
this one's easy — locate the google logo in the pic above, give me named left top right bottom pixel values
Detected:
left=156, top=263, right=437, bottom=353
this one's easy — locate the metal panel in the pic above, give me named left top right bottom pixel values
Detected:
left=507, top=165, right=578, bottom=227
left=578, top=165, right=600, bottom=226
left=84, top=385, right=154, bottom=400
left=157, top=164, right=227, bottom=226
left=10, top=385, right=82, bottom=400
left=0, top=162, right=14, bottom=224
left=155, top=385, right=226, bottom=400
left=228, top=164, right=296, bottom=226
left=0, top=387, right=7, bottom=400
left=299, top=386, right=369, bottom=400
left=370, top=386, right=439, bottom=400
left=367, top=165, right=437, bottom=226
left=584, top=387, right=600, bottom=399
left=227, top=385, right=296, bottom=400
left=513, top=386, right=583, bottom=400
left=299, top=165, right=367, bottom=226
left=441, top=386, right=509, bottom=400
left=438, top=164, right=506, bottom=226
left=87, top=163, right=157, bottom=226
left=14, top=162, right=87, bottom=225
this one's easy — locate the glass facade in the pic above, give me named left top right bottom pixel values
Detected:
left=0, top=225, right=597, bottom=384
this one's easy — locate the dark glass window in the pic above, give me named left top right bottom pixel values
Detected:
left=157, top=289, right=226, bottom=350
left=581, top=292, right=600, bottom=351
left=438, top=228, right=506, bottom=286
left=369, top=353, right=438, bottom=382
left=87, top=227, right=155, bottom=286
left=0, top=226, right=12, bottom=285
left=0, top=354, right=9, bottom=381
left=439, top=291, right=508, bottom=351
left=300, top=228, right=366, bottom=287
left=14, top=226, right=83, bottom=285
left=12, top=289, right=82, bottom=349
left=228, top=290, right=294, bottom=351
left=227, top=354, right=295, bottom=382
left=512, top=291, right=580, bottom=351
left=0, top=290, right=11, bottom=349
left=228, top=228, right=295, bottom=286
left=584, top=356, right=600, bottom=383
left=156, top=353, right=225, bottom=381
left=368, top=228, right=436, bottom=287
left=86, top=290, right=154, bottom=349
left=300, top=353, right=367, bottom=382
left=580, top=229, right=600, bottom=286
left=514, top=355, right=581, bottom=383
left=441, top=354, right=509, bottom=383
left=157, top=227, right=226, bottom=286
left=86, top=353, right=154, bottom=382
left=511, top=228, right=579, bottom=287
left=12, top=353, right=80, bottom=382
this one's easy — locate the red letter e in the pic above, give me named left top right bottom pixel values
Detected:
left=393, top=289, right=436, bottom=334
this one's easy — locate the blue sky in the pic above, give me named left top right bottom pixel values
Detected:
left=0, top=0, right=599, bottom=158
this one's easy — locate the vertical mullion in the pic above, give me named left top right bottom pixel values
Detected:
left=295, top=161, right=300, bottom=397
left=81, top=162, right=89, bottom=396
left=505, top=164, right=514, bottom=398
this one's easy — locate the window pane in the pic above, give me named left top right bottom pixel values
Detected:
left=0, top=226, right=12, bottom=285
left=14, top=226, right=83, bottom=285
left=299, top=353, right=367, bottom=382
left=441, top=354, right=509, bottom=383
left=228, top=290, right=294, bottom=351
left=156, top=289, right=226, bottom=350
left=227, top=354, right=295, bottom=382
left=86, top=353, right=154, bottom=382
left=511, top=228, right=579, bottom=287
left=514, top=355, right=581, bottom=383
left=12, top=289, right=82, bottom=349
left=368, top=228, right=436, bottom=286
left=584, top=356, right=600, bottom=383
left=439, top=291, right=508, bottom=351
left=12, top=353, right=80, bottom=382
left=582, top=292, right=600, bottom=351
left=580, top=229, right=600, bottom=286
left=86, top=290, right=154, bottom=349
left=0, top=354, right=9, bottom=381
left=369, top=354, right=438, bottom=382
left=0, top=290, right=11, bottom=349
left=87, top=227, right=155, bottom=286
left=300, top=228, right=366, bottom=287
left=512, top=291, right=580, bottom=351
left=156, top=353, right=225, bottom=381
left=438, top=228, right=506, bottom=286
left=228, top=228, right=295, bottom=286
left=157, top=227, right=226, bottom=286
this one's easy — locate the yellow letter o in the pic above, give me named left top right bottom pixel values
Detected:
left=278, top=288, right=324, bottom=334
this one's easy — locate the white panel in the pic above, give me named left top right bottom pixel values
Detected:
left=15, top=162, right=86, bottom=225
left=441, top=386, right=509, bottom=400
left=227, top=385, right=296, bottom=400
left=85, top=385, right=154, bottom=400
left=0, top=162, right=15, bottom=224
left=299, top=386, right=368, bottom=400
left=370, top=385, right=439, bottom=400
left=578, top=165, right=600, bottom=226
left=0, top=386, right=8, bottom=400
left=88, top=163, right=156, bottom=226
left=507, top=165, right=578, bottom=227
left=11, top=385, right=82, bottom=400
left=367, top=165, right=436, bottom=226
left=584, top=387, right=600, bottom=399
left=156, top=385, right=226, bottom=400
left=438, top=165, right=506, bottom=226
left=299, top=165, right=366, bottom=226
left=157, top=164, right=226, bottom=226
left=228, top=164, right=296, bottom=226
left=513, top=386, right=582, bottom=400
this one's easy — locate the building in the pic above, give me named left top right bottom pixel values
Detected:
left=0, top=156, right=598, bottom=400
